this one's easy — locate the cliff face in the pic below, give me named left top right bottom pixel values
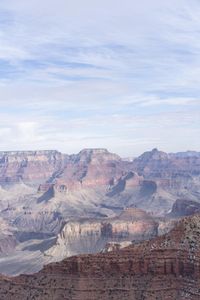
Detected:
left=0, top=148, right=200, bottom=211
left=133, top=148, right=200, bottom=190
left=1, top=214, right=200, bottom=300
left=1, top=148, right=200, bottom=277
left=0, top=148, right=132, bottom=191
left=0, top=150, right=66, bottom=186
left=45, top=208, right=158, bottom=259
left=169, top=199, right=200, bottom=217
left=0, top=148, right=200, bottom=193
left=43, top=148, right=130, bottom=191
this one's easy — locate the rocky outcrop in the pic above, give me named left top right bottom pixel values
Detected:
left=157, top=218, right=178, bottom=235
left=1, top=214, right=200, bottom=299
left=169, top=199, right=200, bottom=217
left=0, top=148, right=200, bottom=277
left=101, top=240, right=132, bottom=252
left=133, top=148, right=200, bottom=189
left=0, top=150, right=67, bottom=186
left=45, top=208, right=158, bottom=259
left=0, top=147, right=200, bottom=195
left=1, top=148, right=200, bottom=214
left=106, top=171, right=142, bottom=196
left=49, top=148, right=130, bottom=191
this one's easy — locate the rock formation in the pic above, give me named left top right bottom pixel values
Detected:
left=1, top=214, right=200, bottom=299
left=0, top=150, right=67, bottom=186
left=169, top=199, right=200, bottom=217
left=133, top=148, right=200, bottom=190
left=45, top=148, right=129, bottom=191
left=45, top=208, right=158, bottom=259
left=0, top=148, right=200, bottom=276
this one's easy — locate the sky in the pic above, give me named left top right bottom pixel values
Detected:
left=0, top=0, right=200, bottom=156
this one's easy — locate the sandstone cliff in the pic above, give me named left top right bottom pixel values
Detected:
left=45, top=208, right=158, bottom=259
left=1, top=148, right=200, bottom=276
left=0, top=150, right=67, bottom=186
left=0, top=214, right=200, bottom=299
left=133, top=148, right=200, bottom=190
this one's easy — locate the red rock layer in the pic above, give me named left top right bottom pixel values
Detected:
left=133, top=148, right=200, bottom=189
left=0, top=214, right=200, bottom=299
left=0, top=150, right=66, bottom=185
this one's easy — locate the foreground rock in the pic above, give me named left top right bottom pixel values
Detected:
left=1, top=214, right=200, bottom=299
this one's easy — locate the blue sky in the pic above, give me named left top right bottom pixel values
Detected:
left=0, top=0, right=199, bottom=156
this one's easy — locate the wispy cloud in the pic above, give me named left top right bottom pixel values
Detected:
left=0, top=0, right=199, bottom=155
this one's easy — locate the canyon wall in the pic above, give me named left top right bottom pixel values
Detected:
left=1, top=148, right=200, bottom=276
left=0, top=150, right=67, bottom=186
left=45, top=208, right=158, bottom=259
left=0, top=214, right=200, bottom=299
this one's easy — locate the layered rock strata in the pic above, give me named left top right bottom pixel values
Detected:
left=0, top=214, right=200, bottom=299
left=45, top=208, right=158, bottom=259
left=133, top=148, right=200, bottom=190
left=0, top=150, right=66, bottom=186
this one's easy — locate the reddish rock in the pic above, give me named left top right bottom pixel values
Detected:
left=0, top=150, right=66, bottom=186
left=45, top=208, right=158, bottom=259
left=133, top=148, right=200, bottom=189
left=1, top=214, right=200, bottom=299
left=54, top=148, right=131, bottom=191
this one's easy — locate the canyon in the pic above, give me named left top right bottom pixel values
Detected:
left=0, top=213, right=200, bottom=299
left=0, top=148, right=200, bottom=276
left=45, top=208, right=158, bottom=260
